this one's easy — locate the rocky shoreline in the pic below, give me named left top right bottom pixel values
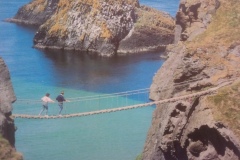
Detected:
left=4, top=18, right=39, bottom=26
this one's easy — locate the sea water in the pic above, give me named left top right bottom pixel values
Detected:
left=0, top=0, right=179, bottom=159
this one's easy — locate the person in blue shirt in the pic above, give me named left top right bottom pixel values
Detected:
left=56, top=91, right=69, bottom=115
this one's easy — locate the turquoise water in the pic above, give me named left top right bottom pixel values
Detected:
left=0, top=0, right=179, bottom=159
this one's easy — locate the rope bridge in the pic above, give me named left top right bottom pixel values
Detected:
left=11, top=81, right=232, bottom=119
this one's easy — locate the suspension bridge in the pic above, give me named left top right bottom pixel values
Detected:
left=10, top=80, right=233, bottom=119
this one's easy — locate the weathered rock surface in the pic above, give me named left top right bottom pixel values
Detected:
left=174, top=0, right=220, bottom=43
left=143, top=0, right=240, bottom=159
left=7, top=0, right=174, bottom=56
left=5, top=0, right=60, bottom=26
left=0, top=57, right=22, bottom=159
left=118, top=6, right=174, bottom=54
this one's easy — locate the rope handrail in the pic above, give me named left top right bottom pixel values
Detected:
left=12, top=80, right=233, bottom=119
left=15, top=88, right=150, bottom=103
left=67, top=90, right=149, bottom=103
left=68, top=88, right=150, bottom=100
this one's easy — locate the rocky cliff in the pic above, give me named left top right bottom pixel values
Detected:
left=143, top=0, right=240, bottom=159
left=6, top=0, right=174, bottom=56
left=0, top=58, right=22, bottom=159
left=6, top=0, right=60, bottom=26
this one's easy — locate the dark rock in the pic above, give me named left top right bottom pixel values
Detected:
left=0, top=58, right=16, bottom=147
left=6, top=0, right=60, bottom=26
left=0, top=57, right=22, bottom=159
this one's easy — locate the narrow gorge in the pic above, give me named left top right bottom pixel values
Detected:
left=1, top=0, right=240, bottom=159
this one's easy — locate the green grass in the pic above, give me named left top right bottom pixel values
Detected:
left=135, top=154, right=142, bottom=160
left=134, top=7, right=174, bottom=31
left=207, top=80, right=240, bottom=138
left=188, top=0, right=240, bottom=50
left=0, top=134, right=23, bottom=160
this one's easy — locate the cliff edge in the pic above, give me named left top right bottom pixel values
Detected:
left=143, top=0, right=240, bottom=159
left=0, top=58, right=22, bottom=159
left=6, top=0, right=175, bottom=56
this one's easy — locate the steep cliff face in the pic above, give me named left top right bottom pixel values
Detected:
left=7, top=0, right=174, bottom=56
left=0, top=58, right=22, bottom=159
left=174, top=0, right=220, bottom=42
left=34, top=0, right=140, bottom=56
left=143, top=0, right=240, bottom=159
left=118, top=6, right=174, bottom=54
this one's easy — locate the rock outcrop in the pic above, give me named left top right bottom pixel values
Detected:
left=118, top=6, right=174, bottom=54
left=143, top=0, right=240, bottom=159
left=6, top=0, right=175, bottom=56
left=174, top=0, right=220, bottom=43
left=5, top=0, right=60, bottom=26
left=0, top=58, right=22, bottom=159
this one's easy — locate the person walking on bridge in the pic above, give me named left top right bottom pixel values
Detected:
left=56, top=91, right=70, bottom=116
left=39, top=93, right=55, bottom=116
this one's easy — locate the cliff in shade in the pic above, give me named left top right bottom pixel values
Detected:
left=0, top=58, right=23, bottom=159
left=142, top=0, right=240, bottom=159
left=6, top=0, right=175, bottom=56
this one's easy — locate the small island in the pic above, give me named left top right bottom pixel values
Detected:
left=6, top=0, right=175, bottom=56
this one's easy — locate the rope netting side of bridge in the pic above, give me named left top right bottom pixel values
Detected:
left=11, top=81, right=232, bottom=119
left=12, top=88, right=151, bottom=119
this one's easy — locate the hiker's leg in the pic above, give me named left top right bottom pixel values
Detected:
left=39, top=106, right=45, bottom=115
left=58, top=103, right=63, bottom=115
left=45, top=105, right=48, bottom=115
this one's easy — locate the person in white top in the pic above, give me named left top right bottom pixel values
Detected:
left=39, top=93, right=55, bottom=116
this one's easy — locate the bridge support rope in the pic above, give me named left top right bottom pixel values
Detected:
left=11, top=81, right=232, bottom=119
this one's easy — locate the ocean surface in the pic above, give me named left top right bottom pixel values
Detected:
left=0, top=0, right=179, bottom=160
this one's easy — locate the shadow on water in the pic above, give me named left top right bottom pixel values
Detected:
left=42, top=49, right=165, bottom=93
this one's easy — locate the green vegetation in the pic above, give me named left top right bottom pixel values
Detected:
left=135, top=154, right=142, bottom=160
left=207, top=80, right=240, bottom=137
left=184, top=0, right=240, bottom=83
left=48, top=0, right=71, bottom=36
left=103, top=0, right=139, bottom=6
left=0, top=135, right=23, bottom=160
left=188, top=0, right=240, bottom=50
left=135, top=7, right=174, bottom=32
left=25, top=0, right=47, bottom=13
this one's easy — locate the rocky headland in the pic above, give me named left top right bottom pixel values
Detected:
left=0, top=58, right=22, bottom=159
left=6, top=0, right=175, bottom=56
left=143, top=0, right=240, bottom=159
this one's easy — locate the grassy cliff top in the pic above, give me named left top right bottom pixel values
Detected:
left=183, top=0, right=240, bottom=82
left=24, top=0, right=46, bottom=13
left=135, top=6, right=175, bottom=32
left=187, top=0, right=240, bottom=50
left=207, top=80, right=240, bottom=138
